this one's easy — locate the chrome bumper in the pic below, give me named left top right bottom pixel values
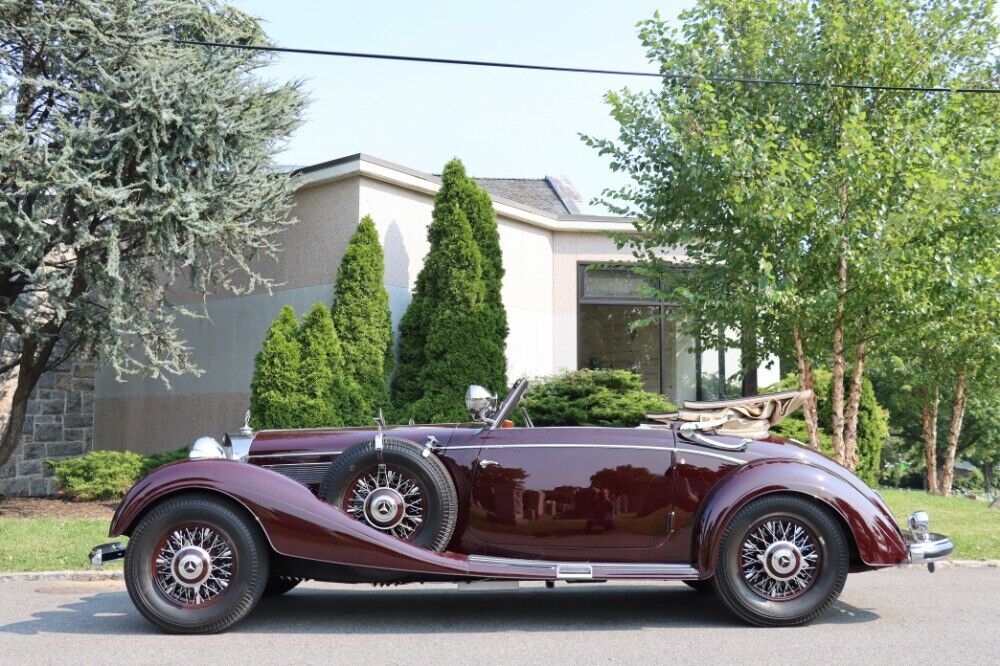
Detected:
left=89, top=542, right=126, bottom=567
left=907, top=533, right=954, bottom=564
left=903, top=510, right=953, bottom=571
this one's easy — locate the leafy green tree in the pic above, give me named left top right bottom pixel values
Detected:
left=0, top=0, right=305, bottom=465
left=393, top=159, right=507, bottom=415
left=250, top=306, right=303, bottom=430
left=586, top=0, right=999, bottom=473
left=332, top=216, right=393, bottom=416
left=404, top=204, right=490, bottom=422
left=298, top=303, right=364, bottom=427
left=854, top=378, right=890, bottom=487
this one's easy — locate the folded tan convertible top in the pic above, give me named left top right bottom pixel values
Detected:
left=646, top=389, right=812, bottom=439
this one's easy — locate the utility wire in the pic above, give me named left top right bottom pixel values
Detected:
left=172, top=38, right=1000, bottom=95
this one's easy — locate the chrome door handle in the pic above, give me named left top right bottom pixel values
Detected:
left=479, top=459, right=501, bottom=469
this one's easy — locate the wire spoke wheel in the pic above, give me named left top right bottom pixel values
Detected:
left=152, top=523, right=237, bottom=608
left=343, top=464, right=426, bottom=540
left=740, top=517, right=820, bottom=601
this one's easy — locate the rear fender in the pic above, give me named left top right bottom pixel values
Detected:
left=692, top=458, right=907, bottom=576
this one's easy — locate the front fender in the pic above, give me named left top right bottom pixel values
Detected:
left=110, top=459, right=473, bottom=577
left=693, top=458, right=907, bottom=576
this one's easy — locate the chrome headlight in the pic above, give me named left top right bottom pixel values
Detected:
left=465, top=384, right=496, bottom=421
left=189, top=436, right=227, bottom=460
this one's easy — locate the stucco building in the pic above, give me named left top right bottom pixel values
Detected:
left=2, top=153, right=777, bottom=495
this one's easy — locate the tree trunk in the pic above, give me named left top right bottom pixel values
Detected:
left=920, top=386, right=940, bottom=495
left=740, top=321, right=758, bottom=397
left=843, top=341, right=868, bottom=470
left=0, top=334, right=56, bottom=468
left=792, top=325, right=820, bottom=450
left=830, top=233, right=849, bottom=465
left=938, top=372, right=967, bottom=497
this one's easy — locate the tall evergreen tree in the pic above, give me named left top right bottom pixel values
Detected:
left=407, top=204, right=490, bottom=422
left=393, top=159, right=508, bottom=410
left=332, top=216, right=393, bottom=417
left=298, top=303, right=364, bottom=427
left=249, top=306, right=302, bottom=430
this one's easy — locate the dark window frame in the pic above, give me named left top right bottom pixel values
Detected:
left=576, top=262, right=677, bottom=397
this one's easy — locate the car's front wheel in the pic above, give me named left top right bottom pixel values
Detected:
left=124, top=493, right=269, bottom=634
left=714, top=494, right=848, bottom=627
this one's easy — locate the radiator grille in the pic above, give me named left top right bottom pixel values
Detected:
left=262, top=462, right=331, bottom=486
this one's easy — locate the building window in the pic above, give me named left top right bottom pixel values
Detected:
left=577, top=265, right=676, bottom=397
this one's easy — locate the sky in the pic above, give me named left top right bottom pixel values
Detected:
left=230, top=0, right=695, bottom=214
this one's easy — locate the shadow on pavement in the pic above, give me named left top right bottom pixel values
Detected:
left=0, top=583, right=879, bottom=635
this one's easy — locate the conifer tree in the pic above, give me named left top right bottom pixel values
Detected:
left=407, top=204, right=490, bottom=422
left=298, top=303, right=364, bottom=427
left=249, top=306, right=302, bottom=429
left=393, top=159, right=509, bottom=413
left=332, top=216, right=393, bottom=416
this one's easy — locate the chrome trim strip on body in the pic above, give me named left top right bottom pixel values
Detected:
left=248, top=443, right=745, bottom=465
left=468, top=554, right=698, bottom=576
left=248, top=451, right=343, bottom=460
left=444, top=443, right=746, bottom=465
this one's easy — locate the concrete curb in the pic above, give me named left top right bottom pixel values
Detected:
left=1, top=560, right=998, bottom=582
left=0, top=570, right=123, bottom=582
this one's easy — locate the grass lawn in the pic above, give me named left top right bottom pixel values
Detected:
left=880, top=489, right=1000, bottom=560
left=0, top=518, right=126, bottom=573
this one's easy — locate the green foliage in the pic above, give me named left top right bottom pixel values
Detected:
left=46, top=447, right=191, bottom=500
left=586, top=0, right=1000, bottom=466
left=523, top=370, right=676, bottom=428
left=767, top=368, right=888, bottom=478
left=404, top=203, right=490, bottom=423
left=393, top=159, right=508, bottom=420
left=139, top=447, right=190, bottom=476
left=45, top=451, right=145, bottom=501
left=855, top=378, right=891, bottom=486
left=250, top=306, right=303, bottom=430
left=0, top=0, right=306, bottom=466
left=332, top=216, right=394, bottom=416
left=298, top=303, right=364, bottom=427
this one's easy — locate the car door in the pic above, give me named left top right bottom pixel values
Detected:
left=466, top=426, right=675, bottom=562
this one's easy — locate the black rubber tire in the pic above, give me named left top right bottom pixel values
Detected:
left=714, top=494, right=848, bottom=627
left=319, top=437, right=458, bottom=551
left=263, top=576, right=302, bottom=597
left=683, top=579, right=714, bottom=593
left=124, top=493, right=269, bottom=634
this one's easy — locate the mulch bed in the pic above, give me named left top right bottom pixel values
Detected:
left=0, top=497, right=117, bottom=519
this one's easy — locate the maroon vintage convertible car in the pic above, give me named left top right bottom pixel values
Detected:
left=91, top=378, right=952, bottom=633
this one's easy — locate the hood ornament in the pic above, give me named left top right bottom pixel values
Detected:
left=239, top=410, right=254, bottom=437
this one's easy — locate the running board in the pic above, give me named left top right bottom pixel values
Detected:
left=466, top=555, right=699, bottom=581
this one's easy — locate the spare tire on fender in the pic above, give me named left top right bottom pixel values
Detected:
left=319, top=437, right=459, bottom=551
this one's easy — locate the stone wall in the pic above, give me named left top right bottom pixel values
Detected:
left=0, top=362, right=96, bottom=497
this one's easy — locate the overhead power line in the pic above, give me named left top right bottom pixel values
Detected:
left=172, top=38, right=1000, bottom=95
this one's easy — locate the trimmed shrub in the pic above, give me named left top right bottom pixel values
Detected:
left=47, top=447, right=192, bottom=500
left=404, top=203, right=491, bottom=423
left=45, top=451, right=145, bottom=501
left=332, top=215, right=394, bottom=417
left=298, top=302, right=364, bottom=427
left=523, top=369, right=676, bottom=427
left=393, top=159, right=508, bottom=412
left=249, top=305, right=303, bottom=430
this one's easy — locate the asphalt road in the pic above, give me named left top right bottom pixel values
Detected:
left=0, top=567, right=997, bottom=665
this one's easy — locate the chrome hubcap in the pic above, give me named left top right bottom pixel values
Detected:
left=741, top=519, right=819, bottom=600
left=346, top=464, right=424, bottom=540
left=153, top=525, right=235, bottom=607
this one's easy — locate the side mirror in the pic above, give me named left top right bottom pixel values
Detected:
left=465, top=385, right=497, bottom=422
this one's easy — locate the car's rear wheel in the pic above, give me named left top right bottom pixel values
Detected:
left=320, top=437, right=458, bottom=551
left=714, top=494, right=848, bottom=627
left=124, top=493, right=269, bottom=634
